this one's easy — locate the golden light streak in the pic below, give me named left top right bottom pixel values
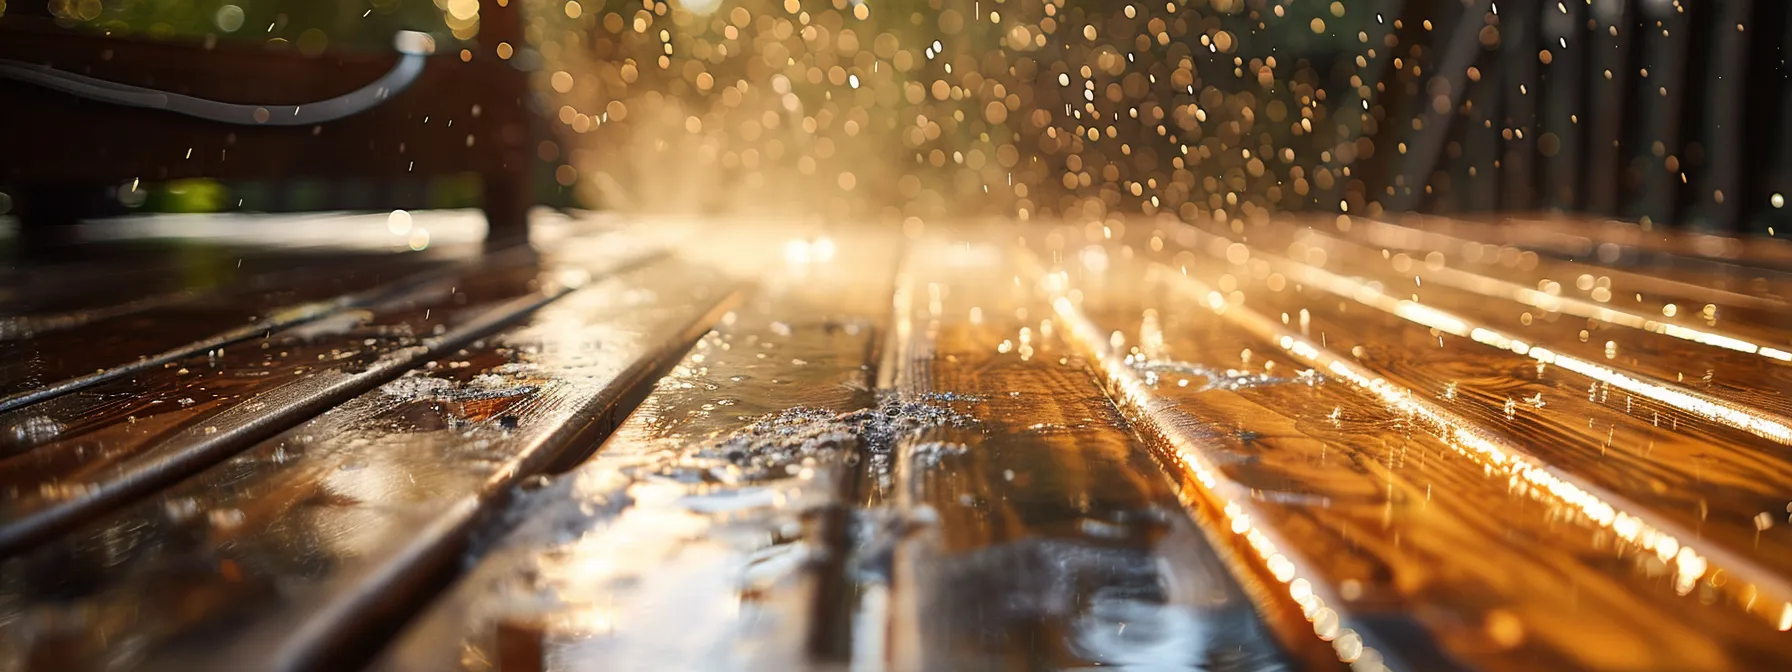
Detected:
left=1031, top=260, right=1396, bottom=672
left=1179, top=223, right=1792, bottom=446
left=1138, top=258, right=1792, bottom=633
left=1348, top=218, right=1785, bottom=312
left=1295, top=227, right=1792, bottom=364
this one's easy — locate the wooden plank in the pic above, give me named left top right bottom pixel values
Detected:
left=1288, top=226, right=1792, bottom=379
left=1035, top=236, right=1792, bottom=670
left=1446, top=211, right=1792, bottom=270
left=0, top=247, right=474, bottom=412
left=1252, top=221, right=1792, bottom=470
left=882, top=239, right=1304, bottom=670
left=11, top=215, right=1792, bottom=672
left=1347, top=215, right=1792, bottom=315
left=0, top=219, right=476, bottom=316
left=370, top=232, right=897, bottom=671
left=0, top=254, right=738, bottom=671
left=1151, top=218, right=1792, bottom=615
left=0, top=247, right=454, bottom=339
left=1222, top=218, right=1792, bottom=369
left=0, top=234, right=661, bottom=553
left=1, top=238, right=302, bottom=315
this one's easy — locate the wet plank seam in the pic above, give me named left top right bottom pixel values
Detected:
left=876, top=257, right=933, bottom=672
left=810, top=311, right=895, bottom=664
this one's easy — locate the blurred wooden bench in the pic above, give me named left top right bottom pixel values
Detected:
left=0, top=0, right=536, bottom=249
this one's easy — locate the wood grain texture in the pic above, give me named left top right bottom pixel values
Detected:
left=884, top=240, right=1300, bottom=672
left=371, top=232, right=898, bottom=672
left=1050, top=244, right=1792, bottom=670
left=0, top=256, right=737, bottom=671
left=0, top=234, right=658, bottom=553
left=4, top=216, right=1792, bottom=671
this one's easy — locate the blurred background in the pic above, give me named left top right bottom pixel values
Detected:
left=2, top=0, right=1790, bottom=234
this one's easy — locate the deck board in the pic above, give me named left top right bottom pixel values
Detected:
left=370, top=232, right=898, bottom=671
left=1044, top=243, right=1792, bottom=670
left=1153, top=219, right=1792, bottom=583
left=4, top=214, right=1792, bottom=670
left=0, top=213, right=490, bottom=319
left=883, top=240, right=1298, bottom=671
left=1189, top=220, right=1792, bottom=422
left=0, top=251, right=471, bottom=413
left=0, top=255, right=736, bottom=671
left=0, top=235, right=660, bottom=553
left=1339, top=216, right=1792, bottom=313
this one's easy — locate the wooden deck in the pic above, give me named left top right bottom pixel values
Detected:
left=4, top=212, right=1792, bottom=670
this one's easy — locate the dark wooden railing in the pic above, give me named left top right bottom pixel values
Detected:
left=0, top=0, right=536, bottom=248
left=1365, top=0, right=1791, bottom=233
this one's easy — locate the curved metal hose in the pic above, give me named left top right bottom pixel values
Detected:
left=0, top=31, right=435, bottom=126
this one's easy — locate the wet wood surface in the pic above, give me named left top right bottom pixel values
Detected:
left=882, top=240, right=1297, bottom=671
left=0, top=235, right=661, bottom=554
left=6, top=213, right=1792, bottom=670
left=0, top=239, right=732, bottom=670
left=0, top=251, right=467, bottom=413
left=1049, top=242, right=1792, bottom=670
left=372, top=230, right=897, bottom=672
